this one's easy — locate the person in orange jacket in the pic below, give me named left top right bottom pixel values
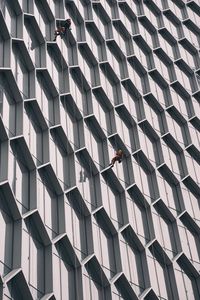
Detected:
left=109, top=149, right=123, bottom=168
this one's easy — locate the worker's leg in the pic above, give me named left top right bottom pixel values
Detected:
left=117, top=156, right=122, bottom=163
left=109, top=157, right=117, bottom=167
left=53, top=35, right=57, bottom=41
left=53, top=29, right=60, bottom=41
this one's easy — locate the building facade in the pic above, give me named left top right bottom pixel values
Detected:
left=0, top=0, right=200, bottom=299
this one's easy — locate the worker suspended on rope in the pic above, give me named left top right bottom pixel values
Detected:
left=53, top=19, right=71, bottom=41
left=109, top=149, right=123, bottom=168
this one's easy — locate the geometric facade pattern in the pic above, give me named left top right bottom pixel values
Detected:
left=0, top=0, right=200, bottom=299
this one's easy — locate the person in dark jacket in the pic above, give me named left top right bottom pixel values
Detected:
left=109, top=149, right=123, bottom=167
left=53, top=19, right=71, bottom=41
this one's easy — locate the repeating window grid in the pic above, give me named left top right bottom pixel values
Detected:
left=156, top=173, right=183, bottom=216
left=0, top=0, right=199, bottom=299
left=118, top=2, right=136, bottom=36
left=119, top=234, right=146, bottom=296
left=180, top=183, right=200, bottom=223
left=143, top=2, right=161, bottom=29
left=174, top=261, right=199, bottom=300
left=167, top=1, right=185, bottom=21
left=151, top=207, right=178, bottom=259
left=177, top=218, right=200, bottom=271
left=157, top=34, right=177, bottom=60
left=146, top=248, right=169, bottom=300
left=182, top=23, right=200, bottom=49
left=162, top=14, right=181, bottom=39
